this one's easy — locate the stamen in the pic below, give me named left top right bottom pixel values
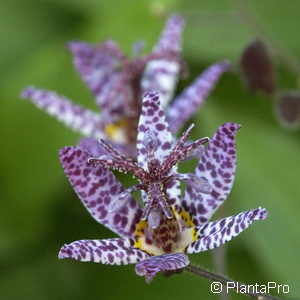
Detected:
left=181, top=146, right=204, bottom=161
left=143, top=130, right=159, bottom=152
left=176, top=174, right=212, bottom=194
left=108, top=185, right=142, bottom=212
left=142, top=183, right=173, bottom=221
left=148, top=206, right=162, bottom=229
left=143, top=130, right=159, bottom=170
left=173, top=123, right=194, bottom=152
left=98, top=139, right=132, bottom=162
left=179, top=137, right=209, bottom=162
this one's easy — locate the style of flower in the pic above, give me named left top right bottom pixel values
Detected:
left=21, top=14, right=230, bottom=156
left=58, top=91, right=268, bottom=282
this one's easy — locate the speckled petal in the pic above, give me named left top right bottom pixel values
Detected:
left=186, top=207, right=268, bottom=253
left=68, top=41, right=122, bottom=107
left=141, top=15, right=184, bottom=107
left=137, top=91, right=173, bottom=170
left=182, top=123, right=240, bottom=225
left=21, top=87, right=105, bottom=139
left=153, top=14, right=184, bottom=54
left=167, top=61, right=231, bottom=133
left=59, top=238, right=150, bottom=264
left=69, top=41, right=133, bottom=124
left=59, top=146, right=142, bottom=239
left=135, top=252, right=189, bottom=283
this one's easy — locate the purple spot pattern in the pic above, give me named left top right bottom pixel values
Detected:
left=182, top=123, right=240, bottom=226
left=21, top=87, right=105, bottom=139
left=58, top=141, right=268, bottom=282
left=135, top=252, right=189, bottom=283
left=141, top=15, right=184, bottom=107
left=59, top=238, right=150, bottom=264
left=136, top=91, right=181, bottom=206
left=68, top=41, right=129, bottom=115
left=186, top=207, right=268, bottom=253
left=59, top=146, right=142, bottom=238
left=137, top=91, right=173, bottom=168
left=167, top=61, right=231, bottom=134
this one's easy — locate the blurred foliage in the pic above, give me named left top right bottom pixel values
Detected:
left=1, top=0, right=300, bottom=299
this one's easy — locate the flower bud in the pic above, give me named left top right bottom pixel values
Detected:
left=276, top=91, right=300, bottom=129
left=240, top=38, right=276, bottom=95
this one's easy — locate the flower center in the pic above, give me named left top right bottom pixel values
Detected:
left=133, top=207, right=198, bottom=256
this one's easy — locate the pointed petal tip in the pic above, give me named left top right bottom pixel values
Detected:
left=218, top=60, right=232, bottom=71
left=143, top=91, right=160, bottom=101
left=168, top=13, right=185, bottom=26
left=220, top=122, right=242, bottom=135
left=58, top=146, right=76, bottom=159
left=66, top=41, right=88, bottom=53
left=254, top=207, right=269, bottom=220
left=20, top=86, right=36, bottom=99
left=58, top=244, right=70, bottom=259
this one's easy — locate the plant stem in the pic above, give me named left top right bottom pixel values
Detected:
left=185, top=264, right=281, bottom=300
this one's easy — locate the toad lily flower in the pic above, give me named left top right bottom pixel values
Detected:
left=21, top=14, right=230, bottom=156
left=58, top=91, right=268, bottom=282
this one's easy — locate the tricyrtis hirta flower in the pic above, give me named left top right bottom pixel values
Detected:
left=58, top=91, right=268, bottom=282
left=21, top=14, right=230, bottom=156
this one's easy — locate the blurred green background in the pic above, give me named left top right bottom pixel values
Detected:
left=1, top=0, right=300, bottom=299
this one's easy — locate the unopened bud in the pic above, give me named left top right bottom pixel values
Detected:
left=240, top=38, right=276, bottom=95
left=276, top=91, right=300, bottom=129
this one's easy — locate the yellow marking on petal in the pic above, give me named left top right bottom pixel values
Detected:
left=134, top=219, right=148, bottom=238
left=178, top=227, right=199, bottom=252
left=133, top=207, right=199, bottom=256
left=133, top=219, right=162, bottom=255
left=105, top=118, right=128, bottom=144
left=174, top=208, right=196, bottom=227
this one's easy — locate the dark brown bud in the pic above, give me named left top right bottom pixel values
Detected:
left=240, top=38, right=276, bottom=95
left=276, top=91, right=300, bottom=129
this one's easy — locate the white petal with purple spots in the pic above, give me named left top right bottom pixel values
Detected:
left=135, top=252, right=189, bottom=282
left=21, top=87, right=105, bottom=139
left=59, top=238, right=150, bottom=264
left=186, top=207, right=268, bottom=253
left=59, top=146, right=142, bottom=239
left=182, top=123, right=240, bottom=225
left=136, top=91, right=173, bottom=170
left=141, top=15, right=184, bottom=108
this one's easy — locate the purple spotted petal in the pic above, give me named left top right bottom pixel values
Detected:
left=68, top=41, right=131, bottom=122
left=21, top=87, right=105, bottom=139
left=167, top=61, right=231, bottom=133
left=141, top=15, right=184, bottom=107
left=135, top=252, right=189, bottom=283
left=59, top=238, right=150, bottom=264
left=186, top=207, right=268, bottom=253
left=68, top=41, right=121, bottom=105
left=59, top=146, right=142, bottom=239
left=78, top=137, right=136, bottom=158
left=137, top=91, right=173, bottom=169
left=182, top=123, right=240, bottom=226
left=153, top=14, right=184, bottom=54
